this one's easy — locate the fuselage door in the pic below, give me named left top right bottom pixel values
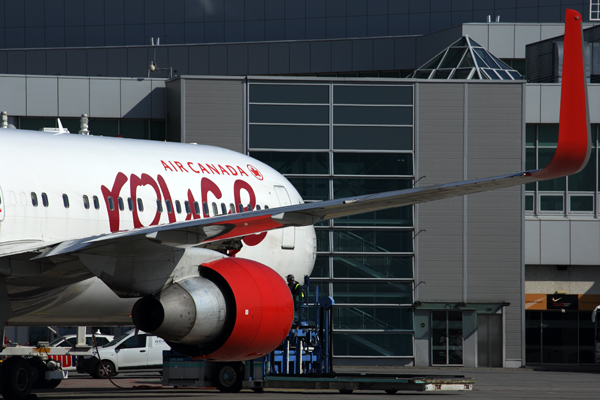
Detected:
left=274, top=185, right=295, bottom=250
left=0, top=187, right=4, bottom=221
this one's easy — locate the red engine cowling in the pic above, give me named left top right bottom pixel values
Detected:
left=132, top=257, right=293, bottom=361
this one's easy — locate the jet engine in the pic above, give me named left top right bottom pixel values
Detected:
left=131, top=257, right=293, bottom=361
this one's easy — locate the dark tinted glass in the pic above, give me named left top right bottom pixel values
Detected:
left=334, top=153, right=412, bottom=175
left=250, top=84, right=329, bottom=104
left=63, top=194, right=70, bottom=208
left=538, top=124, right=558, bottom=146
left=288, top=177, right=329, bottom=201
left=570, top=195, right=594, bottom=212
left=333, top=255, right=412, bottom=278
left=250, top=105, right=329, bottom=124
left=332, top=281, right=412, bottom=304
left=316, top=229, right=329, bottom=252
left=333, top=85, right=412, bottom=105
left=333, top=307, right=413, bottom=330
left=31, top=192, right=38, bottom=207
left=333, top=332, right=413, bottom=356
left=250, top=152, right=329, bottom=174
left=42, top=193, right=49, bottom=207
left=333, top=230, right=412, bottom=252
left=249, top=125, right=329, bottom=149
left=334, top=126, right=412, bottom=150
left=311, top=255, right=330, bottom=277
left=568, top=152, right=595, bottom=191
left=334, top=105, right=412, bottom=125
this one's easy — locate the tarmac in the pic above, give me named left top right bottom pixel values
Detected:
left=28, top=365, right=600, bottom=400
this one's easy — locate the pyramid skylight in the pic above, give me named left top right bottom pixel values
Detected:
left=409, top=37, right=523, bottom=80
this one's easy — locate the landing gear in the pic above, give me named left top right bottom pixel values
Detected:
left=1, top=356, right=33, bottom=400
left=215, top=362, right=244, bottom=393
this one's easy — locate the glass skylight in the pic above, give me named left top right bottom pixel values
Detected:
left=409, top=36, right=523, bottom=80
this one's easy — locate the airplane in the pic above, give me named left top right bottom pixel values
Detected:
left=0, top=8, right=590, bottom=399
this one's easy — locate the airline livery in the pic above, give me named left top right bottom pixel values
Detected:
left=0, top=9, right=590, bottom=399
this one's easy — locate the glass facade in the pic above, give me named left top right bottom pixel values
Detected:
left=248, top=81, right=414, bottom=359
left=526, top=311, right=598, bottom=364
left=525, top=124, right=598, bottom=215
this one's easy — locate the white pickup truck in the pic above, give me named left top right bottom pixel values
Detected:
left=76, top=329, right=170, bottom=378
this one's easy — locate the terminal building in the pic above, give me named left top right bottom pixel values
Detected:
left=0, top=1, right=599, bottom=368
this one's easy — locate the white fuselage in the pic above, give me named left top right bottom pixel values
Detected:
left=0, top=129, right=316, bottom=325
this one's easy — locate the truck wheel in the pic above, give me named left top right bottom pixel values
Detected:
left=28, top=357, right=48, bottom=389
left=93, top=360, right=116, bottom=379
left=2, top=357, right=33, bottom=400
left=215, top=362, right=244, bottom=393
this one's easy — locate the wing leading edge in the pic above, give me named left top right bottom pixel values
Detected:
left=33, top=9, right=589, bottom=261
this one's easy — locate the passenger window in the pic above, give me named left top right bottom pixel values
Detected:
left=62, top=194, right=70, bottom=208
left=175, top=200, right=182, bottom=214
left=31, top=192, right=38, bottom=207
left=238, top=204, right=244, bottom=213
left=229, top=203, right=236, bottom=214
left=212, top=202, right=218, bottom=216
left=194, top=201, right=200, bottom=215
left=93, top=196, right=100, bottom=210
left=247, top=204, right=253, bottom=211
left=202, top=202, right=209, bottom=216
left=83, top=195, right=90, bottom=209
left=42, top=193, right=49, bottom=207
left=256, top=205, right=261, bottom=210
left=166, top=199, right=173, bottom=213
left=221, top=203, right=227, bottom=214
left=118, top=197, right=124, bottom=211
left=265, top=205, right=269, bottom=209
left=156, top=200, right=163, bottom=213
left=108, top=197, right=115, bottom=211
left=127, top=197, right=134, bottom=211
left=184, top=201, right=191, bottom=214
left=137, top=198, right=144, bottom=212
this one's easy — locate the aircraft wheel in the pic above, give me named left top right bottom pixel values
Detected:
left=385, top=389, right=398, bottom=394
left=215, top=362, right=244, bottom=393
left=2, top=356, right=34, bottom=400
left=339, top=388, right=354, bottom=394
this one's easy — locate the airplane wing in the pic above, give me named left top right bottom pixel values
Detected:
left=31, top=9, right=590, bottom=262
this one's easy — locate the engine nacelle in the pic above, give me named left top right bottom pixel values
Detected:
left=131, top=257, right=293, bottom=361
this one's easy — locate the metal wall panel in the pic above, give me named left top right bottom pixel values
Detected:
left=515, top=25, right=541, bottom=58
left=373, top=38, right=394, bottom=71
left=5, top=2, right=25, bottom=28
left=540, top=220, right=570, bottom=265
left=0, top=52, right=7, bottom=74
left=290, top=42, right=310, bottom=73
left=539, top=84, right=560, bottom=123
left=525, top=84, right=541, bottom=124
left=183, top=78, right=244, bottom=152
left=127, top=47, right=147, bottom=78
left=25, top=27, right=45, bottom=48
left=286, top=18, right=305, bottom=40
left=169, top=47, right=189, bottom=76
left=145, top=0, right=165, bottom=24
left=326, top=17, right=346, bottom=38
left=488, top=25, right=515, bottom=59
left=353, top=40, right=374, bottom=71
left=7, top=51, right=26, bottom=74
left=58, top=77, right=90, bottom=117
left=248, top=43, right=269, bottom=74
left=45, top=27, right=65, bottom=47
left=106, top=48, right=127, bottom=77
left=87, top=49, right=108, bottom=78
left=347, top=16, right=367, bottom=37
left=125, top=25, right=144, bottom=46
left=105, top=25, right=125, bottom=46
left=46, top=49, right=67, bottom=76
left=245, top=20, right=265, bottom=41
left=66, top=49, right=87, bottom=76
left=105, top=0, right=125, bottom=25
left=332, top=40, right=352, bottom=72
left=571, top=220, right=600, bottom=265
left=265, top=19, right=285, bottom=41
left=121, top=78, right=152, bottom=118
left=65, top=27, right=85, bottom=47
left=205, top=21, right=225, bottom=43
left=90, top=78, right=121, bottom=117
left=85, top=0, right=105, bottom=25
left=226, top=21, right=244, bottom=42
left=306, top=18, right=326, bottom=39
left=524, top=219, right=541, bottom=264
left=209, top=45, right=228, bottom=75
left=466, top=83, right=523, bottom=363
left=165, top=79, right=182, bottom=142
left=165, top=23, right=185, bottom=44
left=368, top=15, right=387, bottom=37
left=0, top=76, right=26, bottom=115
left=151, top=79, right=166, bottom=119
left=27, top=77, right=58, bottom=116
left=268, top=43, right=289, bottom=74
left=64, top=0, right=84, bottom=26
left=85, top=26, right=105, bottom=47
left=311, top=41, right=331, bottom=72
left=417, top=83, right=465, bottom=302
left=25, top=50, right=46, bottom=75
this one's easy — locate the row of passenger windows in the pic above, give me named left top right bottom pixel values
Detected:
left=30, top=192, right=269, bottom=216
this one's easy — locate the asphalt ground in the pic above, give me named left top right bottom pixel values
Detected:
left=29, top=366, right=600, bottom=400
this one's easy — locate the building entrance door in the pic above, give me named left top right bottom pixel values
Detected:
left=477, top=314, right=503, bottom=367
left=431, top=311, right=463, bottom=365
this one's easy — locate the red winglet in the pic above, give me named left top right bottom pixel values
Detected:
left=533, top=9, right=591, bottom=180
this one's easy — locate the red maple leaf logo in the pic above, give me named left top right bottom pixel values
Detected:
left=247, top=164, right=263, bottom=180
